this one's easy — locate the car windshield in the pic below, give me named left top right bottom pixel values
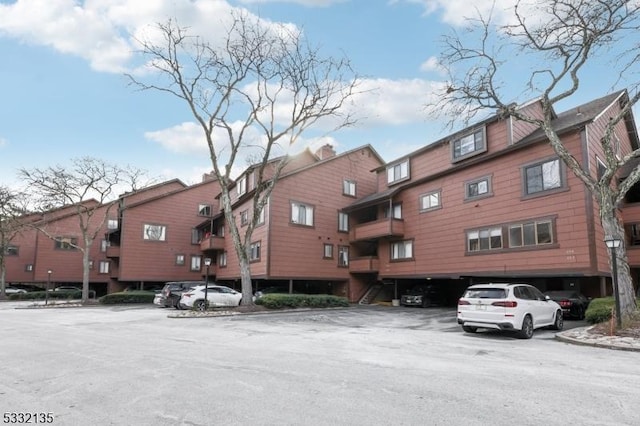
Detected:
left=464, top=288, right=507, bottom=299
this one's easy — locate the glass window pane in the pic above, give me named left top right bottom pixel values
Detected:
left=537, top=222, right=552, bottom=244
left=542, top=160, right=561, bottom=189
left=509, top=226, right=522, bottom=247
left=523, top=223, right=536, bottom=245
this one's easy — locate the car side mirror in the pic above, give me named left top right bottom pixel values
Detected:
left=545, top=295, right=551, bottom=301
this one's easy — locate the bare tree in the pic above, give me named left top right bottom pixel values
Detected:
left=433, top=0, right=640, bottom=320
left=19, top=157, right=145, bottom=303
left=126, top=13, right=359, bottom=305
left=0, top=186, right=29, bottom=299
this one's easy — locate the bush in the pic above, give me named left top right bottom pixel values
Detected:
left=9, top=290, right=82, bottom=301
left=255, top=293, right=349, bottom=309
left=585, top=297, right=640, bottom=324
left=99, top=291, right=155, bottom=305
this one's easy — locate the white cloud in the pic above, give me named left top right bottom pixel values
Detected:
left=238, top=0, right=344, bottom=5
left=403, top=0, right=520, bottom=26
left=419, top=56, right=446, bottom=75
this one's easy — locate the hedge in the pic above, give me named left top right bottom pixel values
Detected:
left=99, top=291, right=156, bottom=304
left=255, top=293, right=349, bottom=309
left=9, top=290, right=83, bottom=301
left=585, top=297, right=640, bottom=324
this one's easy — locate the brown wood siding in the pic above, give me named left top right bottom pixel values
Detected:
left=512, top=101, right=545, bottom=142
left=118, top=180, right=220, bottom=282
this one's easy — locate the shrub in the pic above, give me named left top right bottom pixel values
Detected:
left=9, top=290, right=82, bottom=301
left=255, top=293, right=349, bottom=309
left=584, top=297, right=640, bottom=324
left=99, top=291, right=155, bottom=305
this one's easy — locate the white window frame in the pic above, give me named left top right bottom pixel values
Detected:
left=190, top=255, right=202, bottom=271
left=107, top=219, right=118, bottom=230
left=323, top=243, right=334, bottom=259
left=237, top=176, right=247, bottom=196
left=143, top=224, right=166, bottom=241
left=338, top=246, right=349, bottom=266
left=250, top=241, right=261, bottom=261
left=198, top=204, right=212, bottom=216
left=467, top=227, right=503, bottom=252
left=99, top=261, right=110, bottom=274
left=338, top=212, right=349, bottom=232
left=465, top=176, right=491, bottom=200
left=218, top=251, right=227, bottom=267
left=386, top=160, right=409, bottom=185
left=291, top=202, right=314, bottom=226
left=391, top=240, right=413, bottom=260
left=420, top=191, right=441, bottom=211
left=509, top=220, right=553, bottom=247
left=343, top=180, right=356, bottom=196
left=384, top=203, right=402, bottom=219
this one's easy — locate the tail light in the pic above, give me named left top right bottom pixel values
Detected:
left=491, top=300, right=517, bottom=308
left=458, top=299, right=470, bottom=305
left=183, top=293, right=193, bottom=298
left=559, top=300, right=571, bottom=307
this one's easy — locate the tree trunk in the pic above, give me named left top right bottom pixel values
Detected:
left=82, top=244, right=91, bottom=303
left=239, top=256, right=253, bottom=306
left=600, top=209, right=638, bottom=318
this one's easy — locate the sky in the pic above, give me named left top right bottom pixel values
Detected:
left=0, top=0, right=637, bottom=190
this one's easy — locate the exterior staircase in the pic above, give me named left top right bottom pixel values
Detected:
left=358, top=283, right=383, bottom=305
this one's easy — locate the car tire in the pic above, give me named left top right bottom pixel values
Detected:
left=195, top=300, right=207, bottom=312
left=552, top=310, right=564, bottom=331
left=518, top=315, right=534, bottom=339
left=462, top=326, right=477, bottom=333
left=578, top=306, right=586, bottom=320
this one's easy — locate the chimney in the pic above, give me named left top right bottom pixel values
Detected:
left=315, top=144, right=336, bottom=160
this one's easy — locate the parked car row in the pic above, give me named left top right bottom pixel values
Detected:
left=154, top=281, right=242, bottom=311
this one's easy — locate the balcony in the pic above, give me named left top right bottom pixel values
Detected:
left=106, top=245, right=120, bottom=258
left=350, top=218, right=404, bottom=242
left=349, top=256, right=379, bottom=273
left=200, top=235, right=225, bottom=251
left=622, top=202, right=640, bottom=223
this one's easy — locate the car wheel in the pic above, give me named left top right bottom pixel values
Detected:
left=195, top=300, right=207, bottom=312
left=578, top=306, right=586, bottom=320
left=462, top=326, right=477, bottom=333
left=552, top=310, right=564, bottom=331
left=518, top=315, right=534, bottom=339
left=173, top=299, right=182, bottom=310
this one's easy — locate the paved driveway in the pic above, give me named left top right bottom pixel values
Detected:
left=1, top=303, right=638, bottom=426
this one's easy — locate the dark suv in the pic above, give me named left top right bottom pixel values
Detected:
left=400, top=284, right=444, bottom=308
left=161, top=281, right=204, bottom=309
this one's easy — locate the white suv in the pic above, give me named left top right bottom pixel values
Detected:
left=457, top=283, right=563, bottom=339
left=180, top=285, right=242, bottom=310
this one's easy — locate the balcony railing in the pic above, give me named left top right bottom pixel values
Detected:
left=349, top=256, right=379, bottom=273
left=350, top=218, right=404, bottom=241
left=200, top=235, right=225, bottom=251
left=106, top=245, right=120, bottom=258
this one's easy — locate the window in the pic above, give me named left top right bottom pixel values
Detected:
left=25, top=264, right=33, bottom=272
left=240, top=210, right=249, bottom=227
left=338, top=246, right=349, bottom=267
left=384, top=203, right=402, bottom=219
left=467, top=228, right=502, bottom=252
left=509, top=220, right=553, bottom=247
left=89, top=260, right=94, bottom=270
left=176, top=254, right=185, bottom=265
left=596, top=157, right=606, bottom=181
left=630, top=224, right=640, bottom=246
left=387, top=160, right=409, bottom=184
left=323, top=243, right=334, bottom=259
left=338, top=212, right=349, bottom=232
left=54, top=237, right=77, bottom=250
left=199, top=204, right=212, bottom=216
left=465, top=176, right=491, bottom=199
left=191, top=255, right=202, bottom=271
left=100, top=240, right=108, bottom=252
left=250, top=241, right=261, bottom=261
left=420, top=191, right=440, bottom=211
left=218, top=251, right=227, bottom=267
left=291, top=202, right=314, bottom=226
left=343, top=180, right=356, bottom=196
left=217, top=223, right=225, bottom=237
left=391, top=240, right=413, bottom=260
left=452, top=128, right=486, bottom=161
left=99, top=261, right=110, bottom=274
left=107, top=219, right=118, bottom=230
left=257, top=205, right=265, bottom=225
left=191, top=228, right=202, bottom=244
left=524, top=158, right=562, bottom=195
left=5, top=245, right=18, bottom=256
left=143, top=224, right=166, bottom=241
left=237, top=176, right=247, bottom=196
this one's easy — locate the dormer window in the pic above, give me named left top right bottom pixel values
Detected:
left=387, top=160, right=409, bottom=185
left=452, top=127, right=486, bottom=162
left=237, top=176, right=247, bottom=196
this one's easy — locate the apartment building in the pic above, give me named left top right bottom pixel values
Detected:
left=199, top=144, right=384, bottom=296
left=105, top=177, right=222, bottom=293
left=345, top=90, right=640, bottom=304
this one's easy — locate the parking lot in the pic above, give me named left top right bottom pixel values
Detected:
left=2, top=302, right=639, bottom=425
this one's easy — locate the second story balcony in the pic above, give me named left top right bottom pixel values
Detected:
left=200, top=235, right=225, bottom=251
left=350, top=218, right=404, bottom=242
left=349, top=256, right=379, bottom=273
left=106, top=245, right=120, bottom=258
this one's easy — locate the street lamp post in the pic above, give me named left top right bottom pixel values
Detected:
left=604, top=236, right=622, bottom=329
left=45, top=270, right=52, bottom=306
left=202, top=258, right=211, bottom=312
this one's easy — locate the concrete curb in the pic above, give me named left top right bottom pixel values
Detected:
left=555, top=326, right=640, bottom=352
